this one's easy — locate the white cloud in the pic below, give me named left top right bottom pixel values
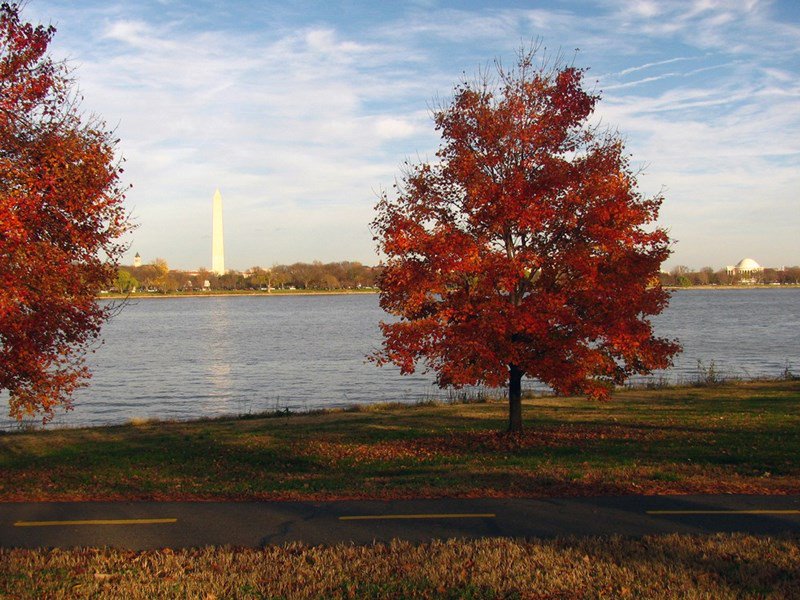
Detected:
left=102, top=19, right=150, bottom=46
left=373, top=117, right=419, bottom=139
left=625, top=0, right=662, bottom=18
left=602, top=73, right=679, bottom=91
left=614, top=57, right=695, bottom=77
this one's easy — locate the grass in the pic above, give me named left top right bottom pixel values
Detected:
left=1, top=380, right=799, bottom=501
left=2, top=382, right=798, bottom=597
left=2, top=533, right=799, bottom=598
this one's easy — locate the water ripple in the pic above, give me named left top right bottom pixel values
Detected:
left=1, top=290, right=797, bottom=429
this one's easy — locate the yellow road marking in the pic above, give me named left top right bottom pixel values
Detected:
left=647, top=510, right=800, bottom=515
left=339, top=513, right=495, bottom=521
left=14, top=518, right=177, bottom=527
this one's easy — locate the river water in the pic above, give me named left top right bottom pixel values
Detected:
left=3, top=289, right=798, bottom=428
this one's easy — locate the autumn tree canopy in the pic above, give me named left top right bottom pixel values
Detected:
left=373, top=49, right=680, bottom=432
left=0, top=3, right=130, bottom=422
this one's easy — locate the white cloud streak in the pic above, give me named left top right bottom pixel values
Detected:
left=615, top=57, right=696, bottom=77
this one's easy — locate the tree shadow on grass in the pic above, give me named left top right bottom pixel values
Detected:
left=1, top=429, right=330, bottom=500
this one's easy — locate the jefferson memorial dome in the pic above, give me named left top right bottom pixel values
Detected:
left=735, top=258, right=761, bottom=271
left=726, top=257, right=763, bottom=277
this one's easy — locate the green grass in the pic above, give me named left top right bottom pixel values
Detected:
left=1, top=380, right=798, bottom=501
left=2, top=534, right=799, bottom=599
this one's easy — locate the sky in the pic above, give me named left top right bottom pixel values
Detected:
left=24, top=0, right=800, bottom=271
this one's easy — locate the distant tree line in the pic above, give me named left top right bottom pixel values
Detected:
left=111, top=260, right=800, bottom=293
left=112, top=261, right=381, bottom=293
left=659, top=265, right=800, bottom=287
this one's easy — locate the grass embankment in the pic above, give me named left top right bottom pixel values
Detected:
left=2, top=533, right=799, bottom=598
left=1, top=380, right=798, bottom=501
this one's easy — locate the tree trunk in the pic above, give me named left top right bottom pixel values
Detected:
left=508, top=364, right=523, bottom=433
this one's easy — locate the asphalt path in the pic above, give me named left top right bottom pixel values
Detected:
left=2, top=495, right=799, bottom=550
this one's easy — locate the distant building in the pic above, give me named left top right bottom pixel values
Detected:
left=133, top=252, right=142, bottom=268
left=726, top=257, right=763, bottom=282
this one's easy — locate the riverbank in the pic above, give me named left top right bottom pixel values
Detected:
left=101, top=285, right=800, bottom=299
left=666, top=284, right=800, bottom=290
left=2, top=380, right=798, bottom=502
left=100, top=288, right=379, bottom=299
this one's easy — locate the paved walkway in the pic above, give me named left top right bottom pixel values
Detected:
left=2, top=495, right=799, bottom=549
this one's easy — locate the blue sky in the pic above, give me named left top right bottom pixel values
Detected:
left=26, top=0, right=800, bottom=271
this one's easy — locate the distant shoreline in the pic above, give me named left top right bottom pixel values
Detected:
left=100, top=285, right=799, bottom=299
left=99, top=289, right=380, bottom=299
left=665, top=284, right=799, bottom=290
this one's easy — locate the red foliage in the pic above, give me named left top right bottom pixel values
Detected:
left=0, top=4, right=130, bottom=422
left=373, top=49, right=680, bottom=430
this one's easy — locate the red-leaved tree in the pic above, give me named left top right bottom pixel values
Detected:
left=373, top=50, right=680, bottom=432
left=0, top=3, right=130, bottom=422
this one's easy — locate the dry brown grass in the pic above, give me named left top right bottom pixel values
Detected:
left=2, top=534, right=798, bottom=599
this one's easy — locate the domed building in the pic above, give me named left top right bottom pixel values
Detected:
left=726, top=257, right=763, bottom=283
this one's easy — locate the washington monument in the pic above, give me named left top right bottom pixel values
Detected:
left=211, top=189, right=225, bottom=275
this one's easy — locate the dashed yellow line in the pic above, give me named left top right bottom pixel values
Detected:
left=339, top=513, right=495, bottom=521
left=647, top=510, right=800, bottom=516
left=14, top=518, right=177, bottom=527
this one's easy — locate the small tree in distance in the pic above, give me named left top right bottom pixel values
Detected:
left=0, top=4, right=130, bottom=422
left=372, top=48, right=680, bottom=432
